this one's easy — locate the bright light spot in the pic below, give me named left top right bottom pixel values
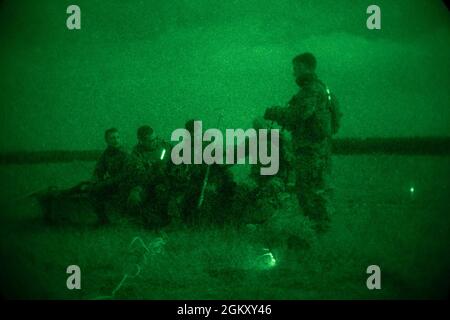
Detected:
left=326, top=87, right=331, bottom=101
left=160, top=149, right=166, bottom=160
left=254, top=248, right=277, bottom=270
left=267, top=253, right=277, bottom=267
left=260, top=252, right=277, bottom=268
left=410, top=187, right=415, bottom=193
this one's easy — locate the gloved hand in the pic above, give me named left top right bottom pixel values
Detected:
left=264, top=106, right=278, bottom=121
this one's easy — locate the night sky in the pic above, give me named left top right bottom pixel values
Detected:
left=0, top=0, right=449, bottom=151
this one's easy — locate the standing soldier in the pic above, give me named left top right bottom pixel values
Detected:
left=264, top=53, right=342, bottom=232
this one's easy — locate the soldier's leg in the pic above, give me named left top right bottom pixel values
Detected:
left=309, top=153, right=332, bottom=232
left=153, top=183, right=171, bottom=228
left=180, top=188, right=201, bottom=226
left=294, top=154, right=315, bottom=217
left=215, top=171, right=237, bottom=225
left=138, top=186, right=155, bottom=228
left=295, top=153, right=331, bottom=232
left=89, top=183, right=117, bottom=225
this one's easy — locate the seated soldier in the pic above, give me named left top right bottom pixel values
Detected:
left=216, top=117, right=294, bottom=226
left=173, top=119, right=237, bottom=227
left=250, top=117, right=294, bottom=188
left=90, top=127, right=130, bottom=225
left=127, top=125, right=172, bottom=229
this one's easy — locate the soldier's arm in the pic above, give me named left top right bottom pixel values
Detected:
left=92, top=153, right=106, bottom=182
left=122, top=152, right=147, bottom=188
left=264, top=105, right=303, bottom=130
left=266, top=88, right=320, bottom=129
left=126, top=152, right=146, bottom=199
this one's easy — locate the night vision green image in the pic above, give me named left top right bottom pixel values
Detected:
left=0, top=0, right=449, bottom=300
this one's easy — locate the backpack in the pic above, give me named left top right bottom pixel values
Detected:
left=308, top=82, right=342, bottom=140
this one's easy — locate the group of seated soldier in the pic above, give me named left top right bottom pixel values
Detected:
left=38, top=118, right=294, bottom=230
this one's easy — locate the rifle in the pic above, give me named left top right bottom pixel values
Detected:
left=197, top=113, right=224, bottom=209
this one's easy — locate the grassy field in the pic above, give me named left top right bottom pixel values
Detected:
left=0, top=155, right=449, bottom=299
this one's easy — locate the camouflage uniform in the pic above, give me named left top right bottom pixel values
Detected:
left=128, top=138, right=171, bottom=229
left=131, top=138, right=169, bottom=174
left=93, top=146, right=130, bottom=182
left=265, top=73, right=333, bottom=231
left=247, top=120, right=294, bottom=223
left=170, top=143, right=236, bottom=227
left=91, top=146, right=130, bottom=224
left=249, top=123, right=294, bottom=188
left=186, top=163, right=235, bottom=226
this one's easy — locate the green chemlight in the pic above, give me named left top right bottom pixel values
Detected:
left=326, top=87, right=331, bottom=101
left=160, top=149, right=166, bottom=160
left=266, top=252, right=277, bottom=267
left=259, top=251, right=277, bottom=269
